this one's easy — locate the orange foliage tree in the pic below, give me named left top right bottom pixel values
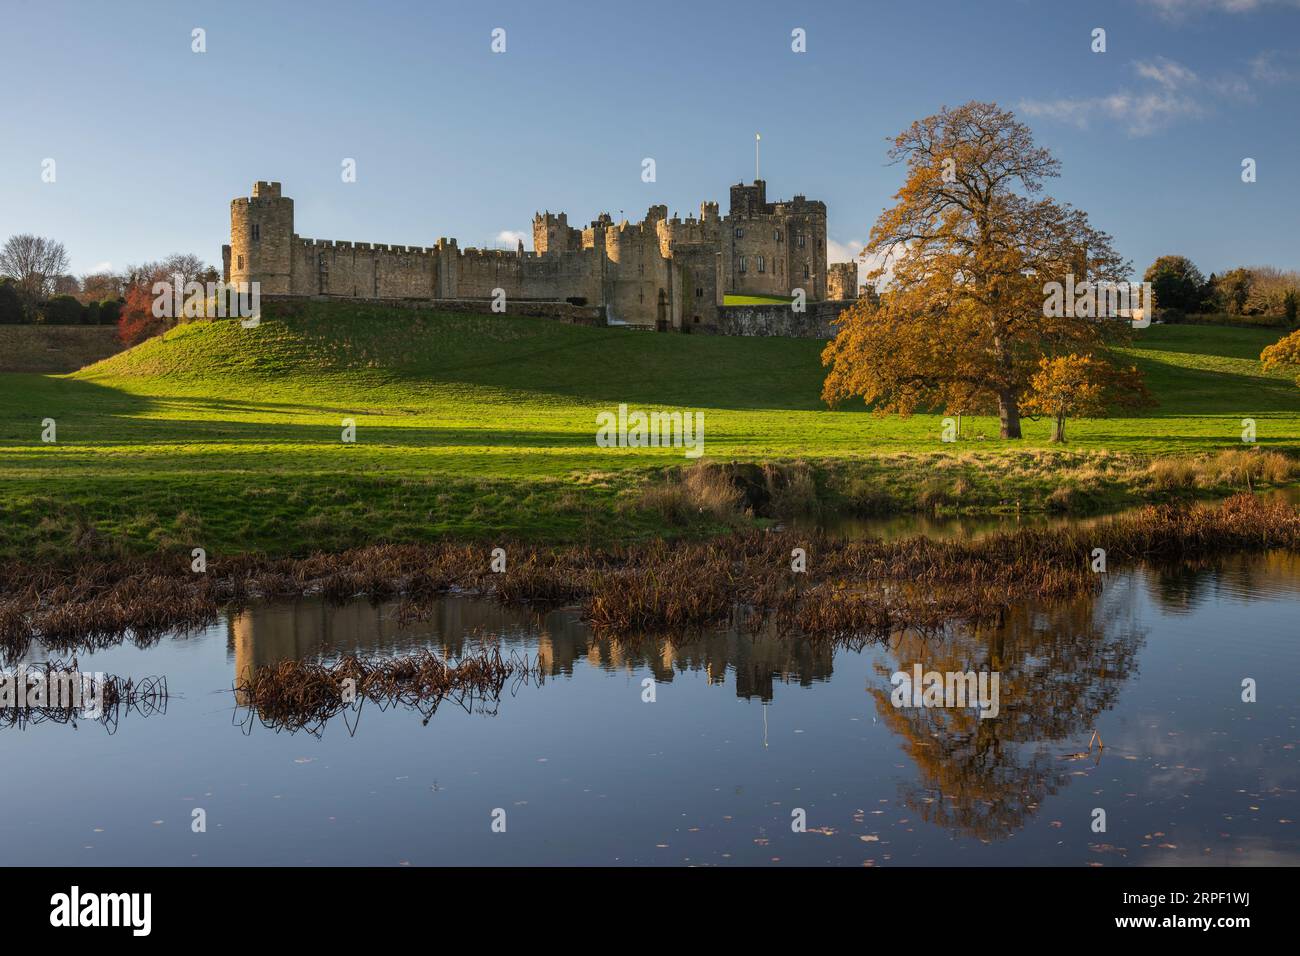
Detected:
left=1261, top=331, right=1300, bottom=386
left=117, top=284, right=168, bottom=346
left=822, top=102, right=1140, bottom=438
left=1021, top=353, right=1151, bottom=442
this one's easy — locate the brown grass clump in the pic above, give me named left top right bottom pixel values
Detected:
left=1147, top=449, right=1298, bottom=492
left=2, top=494, right=1298, bottom=655
left=0, top=659, right=168, bottom=733
left=234, top=647, right=539, bottom=735
left=638, top=460, right=746, bottom=525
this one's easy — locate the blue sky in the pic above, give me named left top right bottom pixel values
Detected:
left=2, top=0, right=1298, bottom=279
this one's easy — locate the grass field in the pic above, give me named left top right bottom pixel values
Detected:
left=722, top=293, right=795, bottom=305
left=0, top=299, right=1297, bottom=559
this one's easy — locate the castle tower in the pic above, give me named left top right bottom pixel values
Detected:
left=729, top=180, right=768, bottom=217
left=229, top=181, right=294, bottom=293
left=533, top=211, right=581, bottom=255
left=827, top=262, right=859, bottom=300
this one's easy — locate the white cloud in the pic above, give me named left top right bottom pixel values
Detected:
left=1251, top=49, right=1300, bottom=83
left=1019, top=56, right=1259, bottom=136
left=1141, top=0, right=1298, bottom=18
left=1135, top=57, right=1199, bottom=89
left=496, top=229, right=527, bottom=248
left=87, top=261, right=113, bottom=274
left=826, top=237, right=864, bottom=266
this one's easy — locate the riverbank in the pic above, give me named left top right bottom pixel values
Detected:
left=4, top=493, right=1296, bottom=658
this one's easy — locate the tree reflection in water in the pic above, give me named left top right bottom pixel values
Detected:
left=867, top=578, right=1147, bottom=840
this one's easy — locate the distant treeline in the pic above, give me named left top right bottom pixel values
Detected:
left=0, top=234, right=216, bottom=340
left=1144, top=255, right=1299, bottom=324
left=0, top=282, right=122, bottom=325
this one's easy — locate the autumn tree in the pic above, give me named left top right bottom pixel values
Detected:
left=117, top=284, right=167, bottom=346
left=1213, top=267, right=1254, bottom=315
left=1261, top=329, right=1300, bottom=386
left=78, top=271, right=123, bottom=304
left=822, top=102, right=1138, bottom=438
left=1022, top=353, right=1151, bottom=442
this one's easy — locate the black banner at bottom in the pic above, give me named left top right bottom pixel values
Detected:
left=0, top=865, right=1283, bottom=939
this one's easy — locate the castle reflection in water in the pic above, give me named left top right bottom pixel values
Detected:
left=228, top=595, right=835, bottom=703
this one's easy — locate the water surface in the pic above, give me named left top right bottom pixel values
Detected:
left=2, top=553, right=1297, bottom=866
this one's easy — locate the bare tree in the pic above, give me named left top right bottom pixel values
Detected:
left=123, top=253, right=212, bottom=292
left=161, top=253, right=209, bottom=289
left=78, top=271, right=123, bottom=303
left=0, top=234, right=70, bottom=301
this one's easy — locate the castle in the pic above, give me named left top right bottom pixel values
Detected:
left=223, top=179, right=857, bottom=329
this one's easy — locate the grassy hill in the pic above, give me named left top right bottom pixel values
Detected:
left=0, top=298, right=1297, bottom=559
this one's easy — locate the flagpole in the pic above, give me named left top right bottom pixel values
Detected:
left=755, top=132, right=760, bottom=181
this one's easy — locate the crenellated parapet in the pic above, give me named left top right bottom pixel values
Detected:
left=228, top=176, right=833, bottom=326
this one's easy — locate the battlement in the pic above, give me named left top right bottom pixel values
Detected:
left=230, top=176, right=831, bottom=326
left=295, top=237, right=437, bottom=256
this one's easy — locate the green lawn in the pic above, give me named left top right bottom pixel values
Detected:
left=0, top=300, right=1297, bottom=559
left=722, top=293, right=795, bottom=305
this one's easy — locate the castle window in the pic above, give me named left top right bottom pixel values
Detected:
left=774, top=229, right=781, bottom=242
left=739, top=256, right=747, bottom=274
left=252, top=223, right=260, bottom=242
left=734, top=227, right=744, bottom=239
left=798, top=234, right=806, bottom=249
left=803, top=264, right=810, bottom=279
left=237, top=255, right=244, bottom=270
left=757, top=255, right=765, bottom=273
left=639, top=291, right=644, bottom=303
left=695, top=287, right=703, bottom=298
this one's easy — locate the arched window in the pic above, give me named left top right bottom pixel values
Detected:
left=757, top=255, right=765, bottom=273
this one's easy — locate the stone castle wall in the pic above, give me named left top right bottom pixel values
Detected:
left=226, top=180, right=846, bottom=331
left=261, top=293, right=605, bottom=325
left=711, top=300, right=856, bottom=338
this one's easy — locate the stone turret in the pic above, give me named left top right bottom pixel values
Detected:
left=229, top=181, right=294, bottom=293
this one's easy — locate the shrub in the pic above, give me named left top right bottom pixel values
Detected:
left=37, top=294, right=84, bottom=325
left=0, top=279, right=25, bottom=324
left=98, top=298, right=122, bottom=326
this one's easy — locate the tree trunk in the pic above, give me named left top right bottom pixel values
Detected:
left=997, top=392, right=1023, bottom=439
left=1050, top=412, right=1065, bottom=443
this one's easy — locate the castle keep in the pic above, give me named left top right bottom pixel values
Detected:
left=224, top=180, right=856, bottom=330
